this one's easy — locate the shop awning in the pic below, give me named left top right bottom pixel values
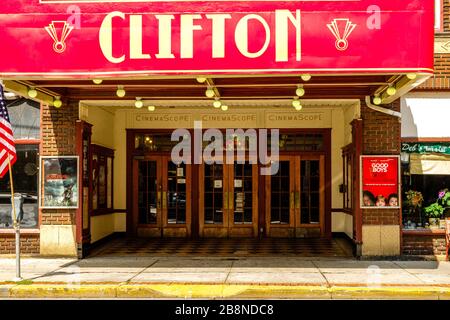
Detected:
left=410, top=154, right=450, bottom=175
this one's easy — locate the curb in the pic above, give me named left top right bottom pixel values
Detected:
left=2, top=284, right=450, bottom=299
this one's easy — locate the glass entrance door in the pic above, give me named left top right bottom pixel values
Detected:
left=199, top=161, right=258, bottom=237
left=266, top=155, right=325, bottom=237
left=134, top=156, right=191, bottom=237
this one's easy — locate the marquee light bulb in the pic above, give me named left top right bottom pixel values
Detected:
left=205, top=88, right=215, bottom=98
left=116, top=86, right=126, bottom=98
left=406, top=73, right=417, bottom=80
left=296, top=87, right=305, bottom=97
left=135, top=98, right=143, bottom=109
left=196, top=77, right=207, bottom=83
left=92, top=79, right=103, bottom=85
left=27, top=87, right=38, bottom=98
left=386, top=86, right=397, bottom=96
left=147, top=106, right=156, bottom=111
left=53, top=96, right=62, bottom=108
left=221, top=105, right=228, bottom=111
left=213, top=99, right=222, bottom=108
left=301, top=74, right=311, bottom=82
left=373, top=96, right=382, bottom=105
left=292, top=99, right=302, bottom=110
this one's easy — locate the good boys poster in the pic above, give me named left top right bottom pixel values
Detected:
left=361, top=156, right=400, bottom=208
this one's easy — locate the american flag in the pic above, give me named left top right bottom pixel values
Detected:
left=0, top=85, right=16, bottom=178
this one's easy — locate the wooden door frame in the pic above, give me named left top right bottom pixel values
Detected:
left=295, top=154, right=326, bottom=236
left=198, top=161, right=229, bottom=237
left=227, top=162, right=259, bottom=237
left=133, top=155, right=163, bottom=237
left=265, top=155, right=296, bottom=237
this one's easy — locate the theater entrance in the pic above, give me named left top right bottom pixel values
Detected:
left=266, top=155, right=325, bottom=238
left=199, top=161, right=259, bottom=238
left=133, top=155, right=192, bottom=237
left=129, top=128, right=331, bottom=239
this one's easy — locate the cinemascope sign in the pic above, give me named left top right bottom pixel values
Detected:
left=0, top=0, right=434, bottom=77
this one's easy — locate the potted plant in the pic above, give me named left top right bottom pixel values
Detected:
left=424, top=189, right=450, bottom=228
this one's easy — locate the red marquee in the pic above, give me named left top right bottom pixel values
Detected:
left=0, top=0, right=434, bottom=78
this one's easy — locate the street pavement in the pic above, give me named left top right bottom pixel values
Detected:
left=0, top=256, right=450, bottom=299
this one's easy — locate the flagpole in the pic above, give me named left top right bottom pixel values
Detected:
left=8, top=155, right=21, bottom=281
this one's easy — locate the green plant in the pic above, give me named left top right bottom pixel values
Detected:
left=424, top=202, right=445, bottom=218
left=424, top=189, right=450, bottom=219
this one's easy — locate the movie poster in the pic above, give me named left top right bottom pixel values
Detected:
left=361, top=156, right=400, bottom=208
left=40, top=156, right=79, bottom=209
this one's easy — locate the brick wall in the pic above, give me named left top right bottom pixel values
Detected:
left=417, top=1, right=450, bottom=91
left=402, top=234, right=447, bottom=256
left=362, top=100, right=401, bottom=155
left=41, top=102, right=78, bottom=227
left=361, top=100, right=401, bottom=229
left=418, top=53, right=450, bottom=90
left=0, top=234, right=40, bottom=254
left=362, top=210, right=399, bottom=225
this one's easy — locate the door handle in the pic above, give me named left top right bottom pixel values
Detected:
left=162, top=191, right=167, bottom=210
left=224, top=191, right=228, bottom=210
left=229, top=191, right=234, bottom=211
left=157, top=191, right=161, bottom=209
left=295, top=191, right=300, bottom=209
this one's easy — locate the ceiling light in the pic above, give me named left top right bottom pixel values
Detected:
left=373, top=96, right=382, bottom=105
left=196, top=77, right=207, bottom=83
left=406, top=73, right=417, bottom=80
left=205, top=88, right=215, bottom=98
left=53, top=96, right=62, bottom=108
left=295, top=86, right=305, bottom=97
left=147, top=106, right=156, bottom=112
left=292, top=98, right=302, bottom=110
left=116, top=86, right=126, bottom=98
left=92, top=79, right=103, bottom=85
left=135, top=98, right=143, bottom=109
left=213, top=99, right=222, bottom=108
left=221, top=105, right=228, bottom=111
left=301, top=74, right=311, bottom=82
left=27, top=87, right=38, bottom=98
left=386, top=86, right=397, bottom=96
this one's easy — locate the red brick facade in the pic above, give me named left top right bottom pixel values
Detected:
left=403, top=234, right=447, bottom=256
left=0, top=233, right=40, bottom=254
left=361, top=100, right=401, bottom=230
left=40, top=101, right=78, bottom=226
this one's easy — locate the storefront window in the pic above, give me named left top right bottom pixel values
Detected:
left=0, top=144, right=39, bottom=228
left=401, top=148, right=450, bottom=229
left=8, top=99, right=40, bottom=140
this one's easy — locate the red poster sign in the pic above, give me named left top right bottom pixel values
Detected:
left=361, top=156, right=400, bottom=208
left=0, top=0, right=434, bottom=78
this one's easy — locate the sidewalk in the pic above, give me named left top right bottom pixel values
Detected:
left=1, top=256, right=450, bottom=299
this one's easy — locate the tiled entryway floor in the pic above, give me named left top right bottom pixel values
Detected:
left=89, top=237, right=354, bottom=258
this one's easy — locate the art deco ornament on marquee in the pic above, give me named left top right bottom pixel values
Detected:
left=327, top=18, right=357, bottom=51
left=44, top=21, right=74, bottom=54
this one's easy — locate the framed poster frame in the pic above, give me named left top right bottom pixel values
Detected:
left=360, top=155, right=401, bottom=209
left=39, top=155, right=79, bottom=209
